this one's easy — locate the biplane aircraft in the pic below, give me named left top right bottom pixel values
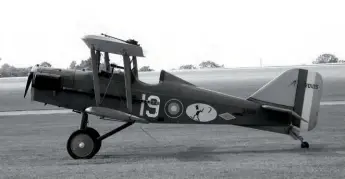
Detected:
left=23, top=34, right=323, bottom=159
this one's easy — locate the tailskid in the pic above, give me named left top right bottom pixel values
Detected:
left=288, top=125, right=310, bottom=148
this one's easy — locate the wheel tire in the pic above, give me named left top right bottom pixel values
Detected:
left=301, top=141, right=309, bottom=149
left=85, top=127, right=100, bottom=138
left=85, top=127, right=101, bottom=154
left=67, top=129, right=101, bottom=159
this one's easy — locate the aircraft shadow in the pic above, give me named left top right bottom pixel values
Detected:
left=63, top=143, right=345, bottom=165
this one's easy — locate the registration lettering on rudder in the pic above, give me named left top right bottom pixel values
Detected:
left=289, top=80, right=319, bottom=90
left=305, top=83, right=319, bottom=89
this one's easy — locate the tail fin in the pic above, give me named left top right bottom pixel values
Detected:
left=247, top=68, right=323, bottom=131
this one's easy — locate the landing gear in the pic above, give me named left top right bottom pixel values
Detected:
left=66, top=112, right=134, bottom=159
left=288, top=126, right=309, bottom=149
left=85, top=127, right=101, bottom=154
left=296, top=136, right=309, bottom=149
left=301, top=141, right=309, bottom=149
left=67, top=128, right=100, bottom=159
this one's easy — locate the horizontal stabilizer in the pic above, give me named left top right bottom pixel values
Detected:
left=261, top=105, right=309, bottom=123
left=249, top=68, right=323, bottom=131
left=85, top=107, right=149, bottom=123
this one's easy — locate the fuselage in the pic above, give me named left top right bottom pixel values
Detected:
left=28, top=67, right=292, bottom=133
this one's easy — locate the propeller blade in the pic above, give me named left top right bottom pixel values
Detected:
left=24, top=72, right=33, bottom=98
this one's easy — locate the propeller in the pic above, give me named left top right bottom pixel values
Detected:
left=24, top=72, right=33, bottom=98
left=24, top=64, right=39, bottom=98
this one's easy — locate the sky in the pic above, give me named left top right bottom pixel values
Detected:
left=0, top=0, right=345, bottom=70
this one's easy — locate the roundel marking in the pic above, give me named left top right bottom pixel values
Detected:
left=186, top=103, right=217, bottom=122
left=164, top=99, right=184, bottom=118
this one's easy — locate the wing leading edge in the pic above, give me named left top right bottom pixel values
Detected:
left=85, top=107, right=149, bottom=123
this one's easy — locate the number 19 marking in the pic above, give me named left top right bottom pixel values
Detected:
left=139, top=94, right=160, bottom=118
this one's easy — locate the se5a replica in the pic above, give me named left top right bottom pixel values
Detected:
left=24, top=34, right=323, bottom=159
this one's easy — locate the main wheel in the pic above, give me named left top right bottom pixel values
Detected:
left=85, top=127, right=100, bottom=138
left=85, top=127, right=101, bottom=154
left=67, top=129, right=101, bottom=159
left=301, top=141, right=309, bottom=149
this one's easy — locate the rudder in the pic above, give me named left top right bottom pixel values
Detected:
left=247, top=68, right=323, bottom=131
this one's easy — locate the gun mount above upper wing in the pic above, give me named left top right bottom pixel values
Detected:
left=82, top=35, right=144, bottom=57
left=81, top=34, right=144, bottom=112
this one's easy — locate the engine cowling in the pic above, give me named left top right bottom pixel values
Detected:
left=32, top=73, right=62, bottom=91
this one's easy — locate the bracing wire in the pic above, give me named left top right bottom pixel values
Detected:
left=100, top=72, right=115, bottom=105
left=98, top=66, right=159, bottom=145
left=100, top=68, right=126, bottom=109
left=140, top=126, right=160, bottom=144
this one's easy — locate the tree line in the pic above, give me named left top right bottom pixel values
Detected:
left=312, top=54, right=345, bottom=64
left=0, top=61, right=53, bottom=77
left=66, top=58, right=225, bottom=72
left=0, top=53, right=344, bottom=77
left=133, top=60, right=225, bottom=72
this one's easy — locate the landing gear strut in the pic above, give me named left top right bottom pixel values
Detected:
left=289, top=126, right=309, bottom=149
left=66, top=112, right=134, bottom=159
